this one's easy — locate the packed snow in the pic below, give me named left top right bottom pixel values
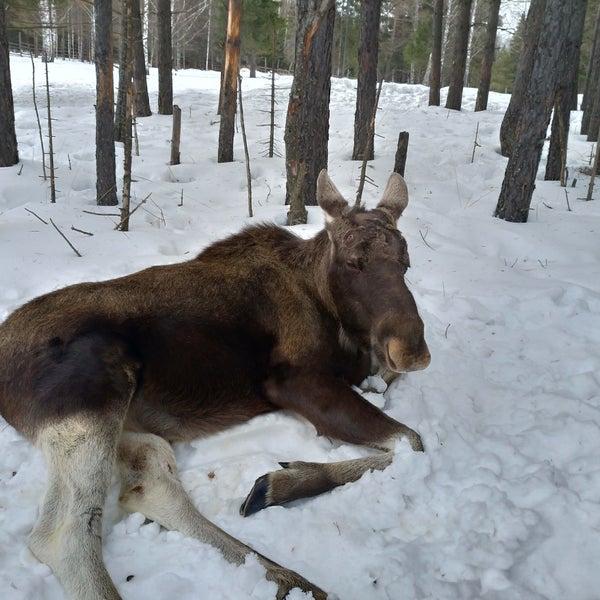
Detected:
left=1, top=54, right=599, bottom=600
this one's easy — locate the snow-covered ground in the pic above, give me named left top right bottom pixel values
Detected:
left=1, top=54, right=599, bottom=600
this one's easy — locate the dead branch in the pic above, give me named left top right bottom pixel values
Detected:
left=71, top=226, right=94, bottom=236
left=50, top=218, right=82, bottom=257
left=355, top=77, right=384, bottom=207
left=238, top=75, right=253, bottom=218
left=24, top=207, right=48, bottom=224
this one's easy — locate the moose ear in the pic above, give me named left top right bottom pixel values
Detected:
left=376, top=172, right=409, bottom=221
left=317, top=170, right=348, bottom=220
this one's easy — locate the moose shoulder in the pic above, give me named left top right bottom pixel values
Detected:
left=0, top=170, right=430, bottom=600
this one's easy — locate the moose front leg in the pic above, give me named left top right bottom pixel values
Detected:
left=241, top=373, right=422, bottom=516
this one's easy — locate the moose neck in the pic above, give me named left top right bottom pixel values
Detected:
left=296, top=229, right=342, bottom=323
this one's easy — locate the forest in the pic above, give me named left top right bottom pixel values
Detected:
left=1, top=0, right=600, bottom=223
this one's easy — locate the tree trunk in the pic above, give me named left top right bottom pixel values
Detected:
left=494, top=0, right=573, bottom=223
left=474, top=0, right=500, bottom=112
left=545, top=0, right=587, bottom=181
left=115, top=3, right=130, bottom=144
left=499, top=0, right=545, bottom=157
left=285, top=0, right=335, bottom=224
left=429, top=0, right=444, bottom=106
left=95, top=0, right=118, bottom=206
left=157, top=0, right=173, bottom=115
left=445, top=0, right=472, bottom=110
left=0, top=0, right=18, bottom=167
left=132, top=0, right=151, bottom=117
left=393, top=131, right=409, bottom=176
left=588, top=76, right=600, bottom=142
left=218, top=0, right=242, bottom=163
left=582, top=5, right=600, bottom=136
left=352, top=0, right=381, bottom=161
left=121, top=0, right=134, bottom=232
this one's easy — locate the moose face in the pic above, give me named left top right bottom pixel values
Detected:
left=317, top=171, right=430, bottom=375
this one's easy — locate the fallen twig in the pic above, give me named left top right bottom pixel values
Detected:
left=50, top=218, right=82, bottom=257
left=82, top=209, right=121, bottom=216
left=24, top=207, right=48, bottom=224
left=71, top=225, right=94, bottom=236
left=419, top=228, right=434, bottom=250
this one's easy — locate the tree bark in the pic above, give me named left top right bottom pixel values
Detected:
left=132, top=0, right=151, bottom=117
left=218, top=0, right=242, bottom=163
left=495, top=0, right=573, bottom=222
left=588, top=76, right=600, bottom=142
left=95, top=0, right=118, bottom=206
left=474, top=0, right=500, bottom=112
left=429, top=0, right=444, bottom=106
left=545, top=0, right=587, bottom=181
left=352, top=0, right=381, bottom=161
left=157, top=0, right=173, bottom=115
left=499, top=0, right=546, bottom=157
left=581, top=4, right=600, bottom=135
left=170, top=104, right=181, bottom=165
left=0, top=0, right=18, bottom=167
left=445, top=0, right=472, bottom=111
left=285, top=0, right=335, bottom=224
left=115, top=3, right=130, bottom=144
left=393, top=131, right=409, bottom=176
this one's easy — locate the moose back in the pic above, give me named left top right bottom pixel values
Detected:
left=0, top=170, right=430, bottom=599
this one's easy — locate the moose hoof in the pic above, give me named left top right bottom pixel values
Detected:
left=403, top=427, right=424, bottom=452
left=240, top=473, right=272, bottom=517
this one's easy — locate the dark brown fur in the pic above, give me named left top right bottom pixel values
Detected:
left=0, top=171, right=430, bottom=600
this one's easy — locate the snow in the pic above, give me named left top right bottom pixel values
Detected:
left=1, top=54, right=599, bottom=600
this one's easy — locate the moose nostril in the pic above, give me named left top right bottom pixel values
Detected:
left=385, top=338, right=430, bottom=372
left=386, top=338, right=403, bottom=372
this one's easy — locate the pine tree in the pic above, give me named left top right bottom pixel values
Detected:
left=0, top=0, right=18, bottom=167
left=495, top=0, right=575, bottom=222
left=285, top=0, right=335, bottom=224
left=95, top=0, right=118, bottom=205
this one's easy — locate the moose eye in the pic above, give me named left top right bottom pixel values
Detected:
left=345, top=259, right=362, bottom=272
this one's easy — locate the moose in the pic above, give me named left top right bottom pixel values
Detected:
left=0, top=170, right=430, bottom=600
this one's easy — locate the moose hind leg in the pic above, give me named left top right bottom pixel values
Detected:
left=29, top=415, right=125, bottom=600
left=117, top=431, right=327, bottom=600
left=27, top=331, right=138, bottom=600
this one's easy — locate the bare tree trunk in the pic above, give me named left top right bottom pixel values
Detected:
left=352, top=0, right=381, bottom=161
left=218, top=0, right=242, bottom=163
left=170, top=104, right=181, bottom=165
left=429, top=0, right=444, bottom=106
left=581, top=4, right=600, bottom=135
left=115, top=2, right=129, bottom=144
left=445, top=0, right=472, bottom=110
left=0, top=0, right=18, bottom=167
left=545, top=0, right=587, bottom=182
left=121, top=0, right=134, bottom=232
left=394, top=131, right=409, bottom=176
left=588, top=78, right=600, bottom=142
left=44, top=60, right=56, bottom=203
left=95, top=0, right=118, bottom=205
left=474, top=0, right=500, bottom=112
left=157, top=0, right=173, bottom=115
left=268, top=34, right=276, bottom=158
left=132, top=0, right=151, bottom=117
left=285, top=0, right=335, bottom=224
left=499, top=0, right=545, bottom=157
left=495, top=0, right=573, bottom=222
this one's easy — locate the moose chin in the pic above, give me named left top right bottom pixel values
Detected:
left=0, top=169, right=430, bottom=600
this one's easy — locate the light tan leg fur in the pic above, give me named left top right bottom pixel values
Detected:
left=117, top=431, right=326, bottom=600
